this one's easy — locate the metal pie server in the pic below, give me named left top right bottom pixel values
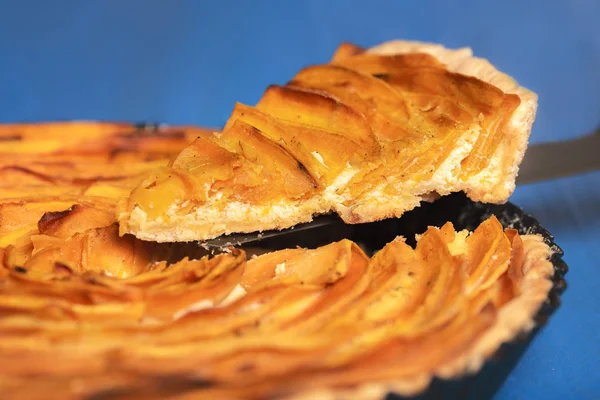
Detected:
left=513, top=128, right=600, bottom=184
left=201, top=129, right=600, bottom=248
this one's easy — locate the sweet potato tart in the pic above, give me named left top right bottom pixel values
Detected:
left=117, top=40, right=537, bottom=242
left=0, top=117, right=564, bottom=399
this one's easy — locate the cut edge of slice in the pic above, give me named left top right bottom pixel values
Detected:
left=367, top=40, right=538, bottom=203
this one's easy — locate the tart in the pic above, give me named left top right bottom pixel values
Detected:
left=0, top=37, right=561, bottom=399
left=117, top=40, right=537, bottom=242
left=0, top=121, right=564, bottom=399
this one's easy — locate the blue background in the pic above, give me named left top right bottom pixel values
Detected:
left=0, top=1, right=598, bottom=398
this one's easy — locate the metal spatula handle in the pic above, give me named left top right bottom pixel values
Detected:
left=516, top=129, right=600, bottom=185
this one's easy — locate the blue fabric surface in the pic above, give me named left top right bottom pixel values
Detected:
left=1, top=1, right=598, bottom=398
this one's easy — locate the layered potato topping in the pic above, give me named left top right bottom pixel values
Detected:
left=119, top=41, right=537, bottom=242
left=0, top=122, right=209, bottom=277
left=0, top=121, right=554, bottom=399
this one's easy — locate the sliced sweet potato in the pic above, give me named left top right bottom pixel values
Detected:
left=218, top=120, right=318, bottom=200
left=257, top=85, right=380, bottom=158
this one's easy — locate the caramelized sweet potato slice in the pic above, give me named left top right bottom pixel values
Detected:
left=411, top=226, right=466, bottom=331
left=223, top=103, right=325, bottom=185
left=284, top=123, right=363, bottom=170
left=328, top=237, right=419, bottom=328
left=28, top=224, right=153, bottom=278
left=344, top=114, right=471, bottom=200
left=240, top=248, right=305, bottom=290
left=126, top=168, right=192, bottom=220
left=144, top=252, right=246, bottom=321
left=239, top=117, right=364, bottom=186
left=292, top=64, right=410, bottom=119
left=505, top=228, right=525, bottom=291
left=333, top=52, right=445, bottom=73
left=290, top=65, right=412, bottom=141
left=218, top=120, right=318, bottom=200
left=224, top=102, right=362, bottom=184
left=381, top=68, right=521, bottom=177
left=464, top=215, right=511, bottom=295
left=257, top=85, right=380, bottom=158
left=37, top=204, right=115, bottom=239
left=330, top=42, right=365, bottom=62
left=458, top=94, right=521, bottom=177
left=383, top=68, right=516, bottom=116
left=170, top=135, right=241, bottom=180
left=0, top=122, right=130, bottom=154
left=0, top=200, right=90, bottom=247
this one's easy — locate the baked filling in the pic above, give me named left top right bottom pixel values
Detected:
left=0, top=121, right=554, bottom=399
left=118, top=40, right=537, bottom=242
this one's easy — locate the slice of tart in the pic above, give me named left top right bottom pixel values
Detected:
left=118, top=40, right=537, bottom=242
